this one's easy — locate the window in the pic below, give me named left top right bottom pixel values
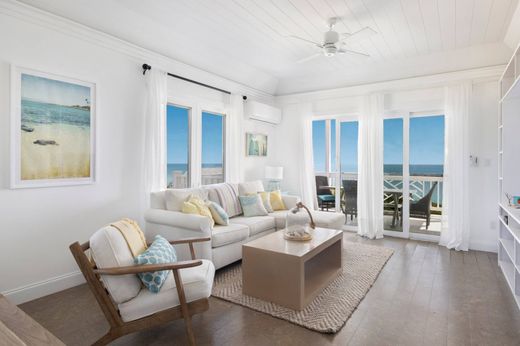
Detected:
left=312, top=120, right=326, bottom=172
left=166, top=104, right=190, bottom=188
left=201, top=111, right=225, bottom=184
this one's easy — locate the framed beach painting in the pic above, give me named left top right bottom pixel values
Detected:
left=10, top=66, right=96, bottom=188
left=246, top=132, right=267, bottom=157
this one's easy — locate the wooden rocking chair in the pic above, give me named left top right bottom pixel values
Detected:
left=70, top=228, right=214, bottom=346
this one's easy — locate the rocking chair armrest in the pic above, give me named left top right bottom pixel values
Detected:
left=93, top=260, right=203, bottom=275
left=145, top=237, right=211, bottom=247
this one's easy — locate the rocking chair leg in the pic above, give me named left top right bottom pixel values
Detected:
left=93, top=331, right=117, bottom=346
left=173, top=269, right=197, bottom=346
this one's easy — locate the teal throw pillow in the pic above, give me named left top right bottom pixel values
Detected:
left=134, top=235, right=177, bottom=293
left=207, top=201, right=229, bottom=225
left=239, top=195, right=268, bottom=217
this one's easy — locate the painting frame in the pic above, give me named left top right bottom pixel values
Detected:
left=245, top=132, right=268, bottom=157
left=10, top=65, right=97, bottom=189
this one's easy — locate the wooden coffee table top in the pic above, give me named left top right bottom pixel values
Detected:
left=243, top=227, right=343, bottom=258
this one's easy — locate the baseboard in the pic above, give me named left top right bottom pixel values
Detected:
left=469, top=241, right=498, bottom=253
left=2, top=271, right=85, bottom=305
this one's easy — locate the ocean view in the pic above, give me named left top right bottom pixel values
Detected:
left=22, top=99, right=90, bottom=127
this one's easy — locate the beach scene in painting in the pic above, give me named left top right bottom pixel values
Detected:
left=246, top=133, right=267, bottom=156
left=20, top=73, right=91, bottom=180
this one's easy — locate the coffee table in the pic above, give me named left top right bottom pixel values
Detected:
left=242, top=227, right=343, bottom=310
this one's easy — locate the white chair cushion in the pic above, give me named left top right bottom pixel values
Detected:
left=118, top=259, right=215, bottom=322
left=89, top=226, right=142, bottom=304
left=211, top=223, right=249, bottom=248
left=165, top=188, right=208, bottom=212
left=268, top=210, right=290, bottom=229
left=238, top=180, right=265, bottom=196
left=230, top=216, right=276, bottom=236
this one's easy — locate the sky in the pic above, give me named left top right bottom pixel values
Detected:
left=167, top=105, right=223, bottom=165
left=21, top=73, right=90, bottom=106
left=313, top=115, right=445, bottom=172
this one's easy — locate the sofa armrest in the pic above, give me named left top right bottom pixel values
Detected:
left=282, top=195, right=300, bottom=209
left=144, top=209, right=212, bottom=235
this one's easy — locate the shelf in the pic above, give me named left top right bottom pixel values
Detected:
left=500, top=237, right=515, bottom=262
left=498, top=211, right=520, bottom=243
left=500, top=204, right=520, bottom=229
left=499, top=260, right=517, bottom=295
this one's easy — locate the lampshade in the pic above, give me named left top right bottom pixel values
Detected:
left=265, top=166, right=283, bottom=180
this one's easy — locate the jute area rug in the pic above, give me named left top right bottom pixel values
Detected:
left=211, top=241, right=394, bottom=333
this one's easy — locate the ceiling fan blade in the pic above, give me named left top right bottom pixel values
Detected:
left=296, top=53, right=322, bottom=64
left=337, top=49, right=370, bottom=58
left=288, top=35, right=323, bottom=48
left=341, top=27, right=377, bottom=42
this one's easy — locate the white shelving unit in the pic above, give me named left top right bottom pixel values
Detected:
left=498, top=44, right=520, bottom=309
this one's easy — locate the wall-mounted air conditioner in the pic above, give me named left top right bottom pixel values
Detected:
left=244, top=100, right=282, bottom=125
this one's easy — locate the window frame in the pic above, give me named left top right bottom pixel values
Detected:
left=201, top=109, right=226, bottom=185
left=166, top=102, right=192, bottom=189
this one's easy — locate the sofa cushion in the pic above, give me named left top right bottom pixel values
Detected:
left=212, top=223, right=249, bottom=248
left=238, top=180, right=264, bottom=195
left=89, top=226, right=142, bottom=304
left=165, top=188, right=208, bottom=212
left=230, top=216, right=276, bottom=236
left=118, top=259, right=215, bottom=322
left=203, top=183, right=242, bottom=217
left=268, top=210, right=289, bottom=229
left=311, top=211, right=346, bottom=230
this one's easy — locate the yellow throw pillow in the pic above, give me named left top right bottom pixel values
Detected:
left=258, top=191, right=274, bottom=212
left=181, top=195, right=215, bottom=227
left=270, top=190, right=286, bottom=211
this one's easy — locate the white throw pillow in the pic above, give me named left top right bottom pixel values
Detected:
left=165, top=188, right=208, bottom=211
left=238, top=180, right=265, bottom=196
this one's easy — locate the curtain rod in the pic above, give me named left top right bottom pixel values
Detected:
left=142, top=64, right=232, bottom=95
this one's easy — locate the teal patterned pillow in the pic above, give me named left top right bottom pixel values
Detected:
left=134, top=235, right=177, bottom=293
left=239, top=195, right=268, bottom=217
left=207, top=201, right=229, bottom=225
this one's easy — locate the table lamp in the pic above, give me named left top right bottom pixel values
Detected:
left=265, top=166, right=283, bottom=191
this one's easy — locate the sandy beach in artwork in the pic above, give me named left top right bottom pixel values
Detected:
left=21, top=123, right=90, bottom=180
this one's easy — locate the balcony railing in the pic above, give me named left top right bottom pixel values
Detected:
left=315, top=172, right=443, bottom=213
left=168, top=168, right=224, bottom=188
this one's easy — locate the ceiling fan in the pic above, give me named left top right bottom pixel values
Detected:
left=288, top=17, right=377, bottom=63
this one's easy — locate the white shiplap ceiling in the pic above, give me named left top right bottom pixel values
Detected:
left=18, top=0, right=520, bottom=94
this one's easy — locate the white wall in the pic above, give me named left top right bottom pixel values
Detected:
left=0, top=6, right=274, bottom=304
left=468, top=81, right=499, bottom=252
left=0, top=13, right=146, bottom=303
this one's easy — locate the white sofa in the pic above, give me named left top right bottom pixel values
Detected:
left=145, top=181, right=345, bottom=269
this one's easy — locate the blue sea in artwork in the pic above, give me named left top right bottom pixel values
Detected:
left=21, top=98, right=90, bottom=127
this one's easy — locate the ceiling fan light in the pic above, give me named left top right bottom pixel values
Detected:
left=323, top=45, right=336, bottom=57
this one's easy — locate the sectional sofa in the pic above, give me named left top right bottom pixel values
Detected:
left=145, top=180, right=345, bottom=269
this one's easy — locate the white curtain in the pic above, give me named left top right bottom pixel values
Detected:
left=143, top=68, right=168, bottom=195
left=295, top=103, right=318, bottom=209
left=226, top=94, right=244, bottom=183
left=439, top=83, right=471, bottom=251
left=357, top=93, right=384, bottom=239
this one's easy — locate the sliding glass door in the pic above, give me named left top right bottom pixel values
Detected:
left=312, top=117, right=359, bottom=229
left=408, top=114, right=444, bottom=236
left=383, top=113, right=445, bottom=239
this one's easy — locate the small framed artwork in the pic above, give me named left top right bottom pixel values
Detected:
left=10, top=66, right=96, bottom=188
left=246, top=132, right=267, bottom=157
